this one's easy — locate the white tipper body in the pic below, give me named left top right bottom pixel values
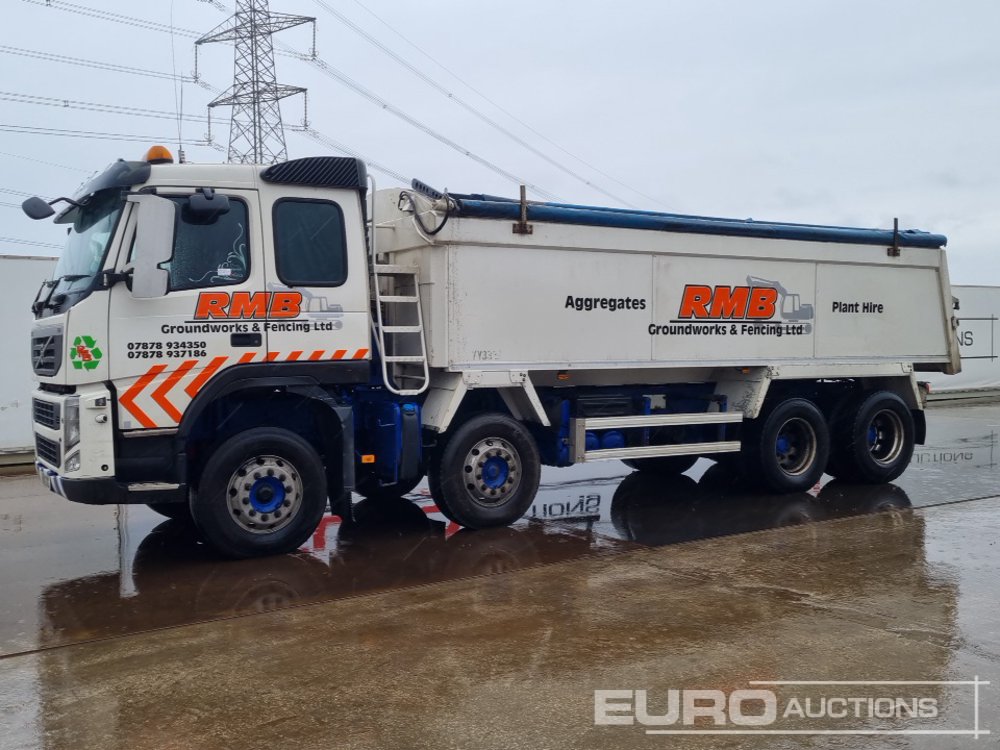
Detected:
left=372, top=188, right=959, bottom=430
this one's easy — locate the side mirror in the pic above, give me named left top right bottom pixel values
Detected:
left=128, top=194, right=175, bottom=299
left=22, top=196, right=55, bottom=221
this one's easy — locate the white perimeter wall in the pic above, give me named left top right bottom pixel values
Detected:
left=1, top=255, right=56, bottom=453
left=926, top=285, right=1000, bottom=396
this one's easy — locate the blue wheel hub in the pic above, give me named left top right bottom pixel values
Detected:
left=481, top=455, right=510, bottom=490
left=867, top=424, right=879, bottom=447
left=464, top=437, right=521, bottom=505
left=249, top=476, right=286, bottom=514
left=776, top=434, right=791, bottom=456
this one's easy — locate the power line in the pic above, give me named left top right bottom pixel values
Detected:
left=0, top=91, right=208, bottom=123
left=200, top=1, right=560, bottom=199
left=308, top=0, right=638, bottom=208
left=342, top=0, right=665, bottom=208
left=290, top=51, right=560, bottom=201
left=0, top=124, right=221, bottom=148
left=0, top=75, right=411, bottom=181
left=0, top=236, right=63, bottom=250
left=0, top=44, right=194, bottom=82
left=0, top=187, right=49, bottom=199
left=289, top=126, right=409, bottom=184
left=196, top=0, right=229, bottom=12
left=29, top=0, right=561, bottom=200
left=21, top=0, right=201, bottom=37
left=0, top=149, right=91, bottom=173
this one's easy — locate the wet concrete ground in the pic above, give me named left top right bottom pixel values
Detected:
left=0, top=401, right=998, bottom=748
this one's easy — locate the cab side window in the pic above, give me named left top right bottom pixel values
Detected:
left=165, top=197, right=250, bottom=291
left=273, top=199, right=348, bottom=287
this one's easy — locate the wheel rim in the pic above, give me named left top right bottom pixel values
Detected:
left=226, top=455, right=303, bottom=534
left=867, top=409, right=905, bottom=466
left=774, top=417, right=817, bottom=477
left=463, top=437, right=521, bottom=506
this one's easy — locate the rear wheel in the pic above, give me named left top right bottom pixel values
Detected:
left=190, top=427, right=328, bottom=558
left=430, top=413, right=541, bottom=529
left=746, top=398, right=830, bottom=493
left=828, top=391, right=915, bottom=483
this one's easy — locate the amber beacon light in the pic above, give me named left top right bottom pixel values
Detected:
left=144, top=145, right=175, bottom=165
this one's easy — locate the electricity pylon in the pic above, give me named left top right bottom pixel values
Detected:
left=196, top=0, right=314, bottom=164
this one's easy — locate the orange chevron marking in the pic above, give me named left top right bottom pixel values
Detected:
left=287, top=351, right=303, bottom=361
left=185, top=356, right=227, bottom=399
left=152, top=359, right=197, bottom=424
left=120, top=365, right=167, bottom=429
left=309, top=350, right=325, bottom=361
left=266, top=352, right=280, bottom=362
left=332, top=350, right=347, bottom=360
left=238, top=352, right=256, bottom=364
left=353, top=348, right=370, bottom=360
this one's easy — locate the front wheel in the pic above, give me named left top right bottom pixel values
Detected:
left=746, top=398, right=830, bottom=493
left=190, top=427, right=328, bottom=558
left=430, top=413, right=541, bottom=529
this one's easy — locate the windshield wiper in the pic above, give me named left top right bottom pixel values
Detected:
left=32, top=274, right=90, bottom=314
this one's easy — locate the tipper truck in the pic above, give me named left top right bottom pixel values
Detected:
left=24, top=147, right=960, bottom=557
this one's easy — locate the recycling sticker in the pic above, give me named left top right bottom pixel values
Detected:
left=70, top=335, right=103, bottom=371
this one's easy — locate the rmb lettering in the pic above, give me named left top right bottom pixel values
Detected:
left=678, top=285, right=779, bottom=320
left=649, top=279, right=814, bottom=338
left=194, top=291, right=303, bottom=320
left=175, top=291, right=340, bottom=335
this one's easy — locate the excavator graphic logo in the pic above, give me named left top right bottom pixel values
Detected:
left=745, top=275, right=814, bottom=333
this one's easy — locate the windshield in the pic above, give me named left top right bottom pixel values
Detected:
left=52, top=188, right=125, bottom=293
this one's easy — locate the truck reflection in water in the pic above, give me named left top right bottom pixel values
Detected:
left=38, top=471, right=925, bottom=650
left=32, top=472, right=961, bottom=750
left=608, top=465, right=914, bottom=546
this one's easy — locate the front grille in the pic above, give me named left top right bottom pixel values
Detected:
left=35, top=435, right=60, bottom=467
left=31, top=330, right=63, bottom=376
left=33, top=399, right=60, bottom=430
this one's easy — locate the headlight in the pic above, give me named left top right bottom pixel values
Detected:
left=65, top=452, right=81, bottom=472
left=64, top=396, right=80, bottom=450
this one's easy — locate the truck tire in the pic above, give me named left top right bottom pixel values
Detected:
left=746, top=398, right=830, bottom=493
left=622, top=455, right=699, bottom=476
left=190, top=427, right=328, bottom=558
left=430, top=413, right=541, bottom=529
left=146, top=502, right=192, bottom=522
left=827, top=391, right=915, bottom=484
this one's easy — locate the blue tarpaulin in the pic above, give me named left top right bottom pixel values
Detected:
left=452, top=194, right=947, bottom=249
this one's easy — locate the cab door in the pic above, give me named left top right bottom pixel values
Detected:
left=108, top=188, right=266, bottom=431
left=257, top=187, right=371, bottom=370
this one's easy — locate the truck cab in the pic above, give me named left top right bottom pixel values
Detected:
left=29, top=150, right=387, bottom=556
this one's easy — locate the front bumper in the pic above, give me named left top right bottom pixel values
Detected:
left=36, top=462, right=186, bottom=505
left=31, top=384, right=115, bottom=480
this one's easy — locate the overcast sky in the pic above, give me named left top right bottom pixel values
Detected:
left=1, top=0, right=998, bottom=282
